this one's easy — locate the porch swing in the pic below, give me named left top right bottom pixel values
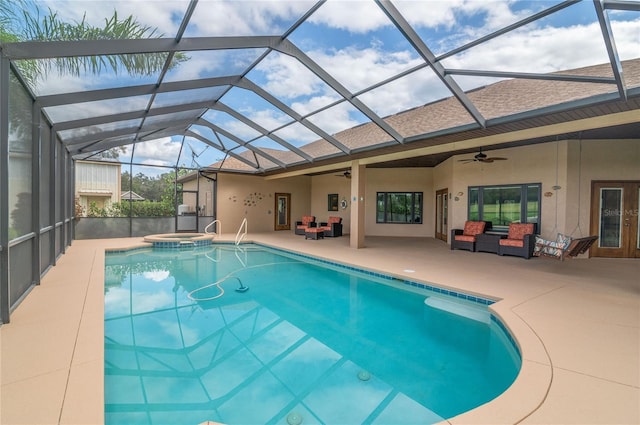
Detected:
left=533, top=138, right=598, bottom=260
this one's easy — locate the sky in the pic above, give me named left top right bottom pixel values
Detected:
left=15, top=0, right=640, bottom=174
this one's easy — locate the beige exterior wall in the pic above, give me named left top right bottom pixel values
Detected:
left=444, top=139, right=639, bottom=240
left=364, top=168, right=434, bottom=237
left=311, top=173, right=351, bottom=232
left=186, top=139, right=639, bottom=243
left=565, top=139, right=640, bottom=239
left=214, top=173, right=311, bottom=234
left=445, top=142, right=570, bottom=237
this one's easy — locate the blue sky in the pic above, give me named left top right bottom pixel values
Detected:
left=18, top=0, right=640, bottom=172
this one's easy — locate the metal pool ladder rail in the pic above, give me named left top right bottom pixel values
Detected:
left=204, top=219, right=221, bottom=236
left=235, top=218, right=247, bottom=245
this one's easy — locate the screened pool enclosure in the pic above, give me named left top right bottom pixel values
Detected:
left=1, top=0, right=639, bottom=323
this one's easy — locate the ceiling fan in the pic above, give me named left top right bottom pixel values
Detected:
left=334, top=170, right=351, bottom=178
left=458, top=148, right=507, bottom=164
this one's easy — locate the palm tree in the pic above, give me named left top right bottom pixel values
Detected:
left=0, top=0, right=187, bottom=85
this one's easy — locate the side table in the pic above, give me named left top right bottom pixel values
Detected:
left=475, top=233, right=506, bottom=253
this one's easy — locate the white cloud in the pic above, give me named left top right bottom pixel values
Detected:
left=309, top=0, right=391, bottom=33
left=290, top=94, right=340, bottom=116
left=358, top=69, right=449, bottom=117
left=256, top=52, right=332, bottom=100
left=273, top=122, right=320, bottom=145
left=307, top=102, right=363, bottom=135
left=610, top=19, right=640, bottom=61
left=309, top=45, right=422, bottom=93
left=105, top=284, right=177, bottom=317
left=131, top=137, right=182, bottom=165
left=185, top=0, right=314, bottom=36
left=143, top=270, right=171, bottom=282
left=241, top=107, right=292, bottom=131
left=442, top=21, right=613, bottom=73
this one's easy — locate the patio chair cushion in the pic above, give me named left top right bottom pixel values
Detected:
left=451, top=221, right=491, bottom=251
left=454, top=234, right=477, bottom=243
left=296, top=215, right=315, bottom=230
left=497, top=223, right=536, bottom=258
left=503, top=223, right=535, bottom=241
left=499, top=223, right=535, bottom=248
left=500, top=238, right=525, bottom=248
left=462, top=221, right=486, bottom=236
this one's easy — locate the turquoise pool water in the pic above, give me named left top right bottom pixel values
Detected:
left=104, top=244, right=520, bottom=425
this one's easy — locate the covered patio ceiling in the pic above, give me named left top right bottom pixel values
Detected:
left=2, top=0, right=639, bottom=176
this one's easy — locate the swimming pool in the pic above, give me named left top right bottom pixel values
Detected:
left=104, top=244, right=520, bottom=425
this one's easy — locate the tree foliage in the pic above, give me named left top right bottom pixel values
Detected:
left=0, top=0, right=188, bottom=86
left=83, top=169, right=191, bottom=218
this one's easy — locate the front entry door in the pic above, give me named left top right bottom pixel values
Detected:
left=590, top=181, right=640, bottom=258
left=435, top=188, right=448, bottom=242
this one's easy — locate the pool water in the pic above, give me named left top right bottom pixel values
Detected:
left=104, top=244, right=520, bottom=425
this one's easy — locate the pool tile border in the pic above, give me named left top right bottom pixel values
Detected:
left=106, top=241, right=497, bottom=306
left=257, top=242, right=498, bottom=305
left=255, top=242, right=521, bottom=358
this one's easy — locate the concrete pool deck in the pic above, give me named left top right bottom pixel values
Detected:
left=1, top=234, right=638, bottom=424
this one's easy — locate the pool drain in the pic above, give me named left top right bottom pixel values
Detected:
left=286, top=412, right=303, bottom=425
left=357, top=370, right=371, bottom=381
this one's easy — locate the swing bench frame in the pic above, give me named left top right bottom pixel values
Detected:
left=535, top=235, right=598, bottom=261
left=535, top=138, right=599, bottom=261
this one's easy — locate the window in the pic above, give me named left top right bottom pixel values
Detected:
left=376, top=192, right=423, bottom=224
left=468, top=184, right=540, bottom=232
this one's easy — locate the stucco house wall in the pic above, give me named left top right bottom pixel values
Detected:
left=364, top=168, right=434, bottom=237
left=311, top=173, right=351, bottom=233
left=214, top=173, right=312, bottom=234
left=184, top=139, right=638, bottom=243
left=565, top=138, right=640, bottom=239
left=446, top=142, right=568, bottom=238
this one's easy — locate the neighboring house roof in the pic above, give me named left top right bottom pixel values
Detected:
left=120, top=191, right=145, bottom=201
left=78, top=189, right=113, bottom=197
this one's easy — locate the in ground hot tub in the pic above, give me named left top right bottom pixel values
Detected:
left=143, top=233, right=215, bottom=248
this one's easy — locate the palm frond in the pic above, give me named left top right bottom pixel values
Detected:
left=1, top=3, right=188, bottom=83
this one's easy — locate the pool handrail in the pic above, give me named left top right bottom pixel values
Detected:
left=235, top=218, right=247, bottom=245
left=205, top=219, right=221, bottom=235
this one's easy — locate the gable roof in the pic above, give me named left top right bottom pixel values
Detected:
left=120, top=191, right=145, bottom=201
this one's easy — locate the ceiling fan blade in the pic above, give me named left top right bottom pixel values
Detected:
left=489, top=157, right=508, bottom=161
left=458, top=158, right=476, bottom=163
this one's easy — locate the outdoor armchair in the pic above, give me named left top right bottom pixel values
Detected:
left=498, top=223, right=536, bottom=259
left=295, top=215, right=316, bottom=235
left=318, top=216, right=343, bottom=237
left=451, top=221, right=491, bottom=252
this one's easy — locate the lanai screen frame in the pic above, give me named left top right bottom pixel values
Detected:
left=1, top=0, right=639, bottom=324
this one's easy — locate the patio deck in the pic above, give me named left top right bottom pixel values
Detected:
left=1, top=233, right=638, bottom=424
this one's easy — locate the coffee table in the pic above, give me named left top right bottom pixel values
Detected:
left=304, top=228, right=324, bottom=240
